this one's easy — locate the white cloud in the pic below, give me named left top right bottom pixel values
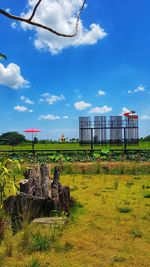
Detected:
left=14, top=105, right=33, bottom=112
left=0, top=63, right=30, bottom=89
left=11, top=22, right=17, bottom=29
left=5, top=8, right=11, bottom=13
left=20, top=0, right=107, bottom=54
left=120, top=107, right=130, bottom=115
left=74, top=100, right=92, bottom=110
left=128, top=85, right=145, bottom=94
left=41, top=93, right=50, bottom=97
left=63, top=115, right=69, bottom=119
left=38, top=114, right=60, bottom=120
left=89, top=105, right=112, bottom=114
left=98, top=90, right=106, bottom=96
left=141, top=115, right=150, bottom=120
left=20, top=96, right=34, bottom=104
left=40, top=93, right=65, bottom=104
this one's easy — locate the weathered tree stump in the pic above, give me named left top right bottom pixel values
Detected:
left=3, top=164, right=75, bottom=231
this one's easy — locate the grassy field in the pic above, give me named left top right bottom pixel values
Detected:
left=0, top=141, right=150, bottom=151
left=0, top=172, right=150, bottom=267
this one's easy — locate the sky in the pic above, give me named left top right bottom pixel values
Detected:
left=0, top=0, right=150, bottom=140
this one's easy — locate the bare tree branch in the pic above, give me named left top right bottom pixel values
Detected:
left=28, top=0, right=42, bottom=22
left=0, top=0, right=86, bottom=37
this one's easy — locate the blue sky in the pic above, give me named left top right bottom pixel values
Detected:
left=0, top=0, right=150, bottom=140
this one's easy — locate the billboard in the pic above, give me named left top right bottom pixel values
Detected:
left=79, top=114, right=138, bottom=145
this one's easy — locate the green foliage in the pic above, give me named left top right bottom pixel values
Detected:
left=70, top=201, right=84, bottom=222
left=143, top=135, right=150, bottom=141
left=29, top=232, right=51, bottom=252
left=117, top=206, right=132, bottom=213
left=143, top=193, right=150, bottom=198
left=131, top=227, right=143, bottom=238
left=0, top=131, right=26, bottom=147
left=142, top=184, right=150, bottom=189
left=0, top=157, right=21, bottom=203
left=0, top=53, right=7, bottom=60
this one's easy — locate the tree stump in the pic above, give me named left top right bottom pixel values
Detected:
left=3, top=164, right=75, bottom=231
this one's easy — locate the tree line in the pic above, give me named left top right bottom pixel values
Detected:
left=0, top=132, right=79, bottom=147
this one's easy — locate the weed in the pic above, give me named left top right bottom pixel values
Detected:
left=113, top=256, right=126, bottom=263
left=4, top=241, right=13, bottom=257
left=82, top=185, right=88, bottom=189
left=143, top=193, right=150, bottom=198
left=29, top=232, right=51, bottom=252
left=25, top=258, right=41, bottom=267
left=101, top=194, right=108, bottom=204
left=94, top=192, right=101, bottom=197
left=143, top=185, right=150, bottom=189
left=70, top=202, right=84, bottom=222
left=63, top=165, right=73, bottom=174
left=102, top=166, right=109, bottom=174
left=114, top=180, right=119, bottom=190
left=95, top=164, right=101, bottom=174
left=117, top=206, right=132, bottom=213
left=0, top=209, right=7, bottom=242
left=50, top=225, right=62, bottom=242
left=70, top=185, right=78, bottom=191
left=142, top=214, right=150, bottom=221
left=131, top=227, right=143, bottom=238
left=55, top=241, right=73, bottom=253
left=84, top=175, right=92, bottom=179
left=133, top=176, right=141, bottom=180
left=105, top=187, right=113, bottom=190
left=126, top=180, right=134, bottom=188
left=81, top=166, right=86, bottom=174
left=20, top=221, right=30, bottom=250
left=50, top=209, right=62, bottom=217
left=72, top=175, right=76, bottom=186
left=123, top=200, right=130, bottom=205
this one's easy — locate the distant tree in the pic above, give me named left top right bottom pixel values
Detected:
left=69, top=138, right=78, bottom=142
left=143, top=135, right=150, bottom=141
left=0, top=132, right=26, bottom=147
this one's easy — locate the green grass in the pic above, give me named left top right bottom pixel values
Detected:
left=0, top=140, right=150, bottom=151
left=0, top=173, right=150, bottom=267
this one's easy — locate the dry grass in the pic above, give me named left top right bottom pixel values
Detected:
left=0, top=173, right=150, bottom=267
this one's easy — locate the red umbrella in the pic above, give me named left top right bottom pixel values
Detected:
left=23, top=128, right=41, bottom=150
left=124, top=111, right=138, bottom=119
